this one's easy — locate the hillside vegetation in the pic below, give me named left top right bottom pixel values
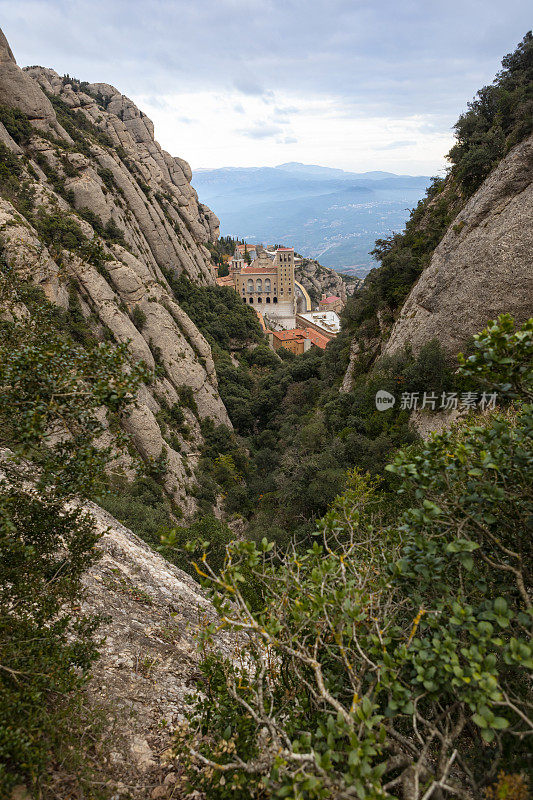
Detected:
left=177, top=315, right=533, bottom=800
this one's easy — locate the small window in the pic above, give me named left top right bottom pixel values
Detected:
left=266, top=297, right=271, bottom=303
left=273, top=297, right=278, bottom=304
left=249, top=297, right=253, bottom=304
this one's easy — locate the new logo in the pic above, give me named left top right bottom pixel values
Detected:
left=375, top=390, right=396, bottom=411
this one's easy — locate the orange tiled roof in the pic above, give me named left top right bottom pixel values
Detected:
left=303, top=327, right=329, bottom=349
left=321, top=295, right=341, bottom=303
left=271, top=329, right=306, bottom=341
left=271, top=327, right=329, bottom=349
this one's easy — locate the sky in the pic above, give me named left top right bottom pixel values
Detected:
left=1, top=0, right=531, bottom=175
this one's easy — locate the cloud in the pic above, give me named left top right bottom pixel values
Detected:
left=0, top=0, right=530, bottom=172
left=376, top=140, right=417, bottom=150
left=234, top=77, right=272, bottom=98
left=238, top=122, right=285, bottom=139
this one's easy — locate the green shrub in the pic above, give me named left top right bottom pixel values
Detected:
left=0, top=106, right=33, bottom=145
left=0, top=275, right=145, bottom=793
left=97, top=166, right=117, bottom=191
left=131, top=304, right=147, bottom=331
left=176, top=315, right=533, bottom=799
left=0, top=492, right=101, bottom=793
left=178, top=384, right=199, bottom=416
left=103, top=217, right=126, bottom=245
left=100, top=476, right=174, bottom=550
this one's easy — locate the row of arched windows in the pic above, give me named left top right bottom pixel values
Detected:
left=247, top=278, right=271, bottom=293
left=248, top=297, right=277, bottom=304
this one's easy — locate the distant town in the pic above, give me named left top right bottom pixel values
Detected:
left=216, top=243, right=345, bottom=353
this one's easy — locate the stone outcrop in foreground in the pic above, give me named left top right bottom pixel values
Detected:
left=78, top=502, right=234, bottom=798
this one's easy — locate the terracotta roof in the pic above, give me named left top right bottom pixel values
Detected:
left=270, top=327, right=329, bottom=349
left=276, top=247, right=294, bottom=251
left=321, top=295, right=341, bottom=303
left=303, top=327, right=329, bottom=349
left=271, top=329, right=305, bottom=341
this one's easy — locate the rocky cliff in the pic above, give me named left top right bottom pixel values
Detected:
left=62, top=500, right=233, bottom=798
left=0, top=29, right=230, bottom=513
left=295, top=257, right=359, bottom=306
left=341, top=132, right=533, bottom=392
left=383, top=133, right=533, bottom=357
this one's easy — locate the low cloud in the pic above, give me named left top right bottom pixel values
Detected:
left=234, top=78, right=273, bottom=98
left=238, top=122, right=284, bottom=139
left=376, top=139, right=417, bottom=150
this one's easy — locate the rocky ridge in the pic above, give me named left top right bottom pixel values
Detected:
left=295, top=257, right=359, bottom=306
left=71, top=500, right=234, bottom=798
left=383, top=133, right=533, bottom=357
left=0, top=29, right=230, bottom=513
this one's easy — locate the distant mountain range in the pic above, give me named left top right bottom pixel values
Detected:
left=192, top=162, right=431, bottom=275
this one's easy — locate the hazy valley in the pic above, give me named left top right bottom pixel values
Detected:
left=193, top=162, right=430, bottom=275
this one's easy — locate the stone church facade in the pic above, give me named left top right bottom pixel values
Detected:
left=230, top=245, right=310, bottom=328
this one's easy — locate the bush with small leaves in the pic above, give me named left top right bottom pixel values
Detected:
left=0, top=272, right=146, bottom=794
left=175, top=316, right=532, bottom=800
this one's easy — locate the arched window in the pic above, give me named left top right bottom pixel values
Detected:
left=256, top=279, right=262, bottom=293
left=266, top=297, right=271, bottom=303
left=265, top=278, right=271, bottom=292
left=249, top=297, right=254, bottom=303
left=273, top=297, right=278, bottom=304
left=247, top=279, right=254, bottom=293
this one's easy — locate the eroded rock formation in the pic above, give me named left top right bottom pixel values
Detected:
left=0, top=28, right=230, bottom=511
left=74, top=501, right=234, bottom=797
left=382, top=134, right=533, bottom=357
left=295, top=257, right=359, bottom=306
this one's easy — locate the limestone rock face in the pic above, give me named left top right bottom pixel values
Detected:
left=383, top=134, right=533, bottom=358
left=0, top=28, right=230, bottom=510
left=0, top=29, right=70, bottom=140
left=78, top=502, right=235, bottom=794
left=295, top=258, right=360, bottom=306
left=24, top=65, right=219, bottom=283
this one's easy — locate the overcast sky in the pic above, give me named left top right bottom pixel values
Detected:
left=1, top=1, right=530, bottom=174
